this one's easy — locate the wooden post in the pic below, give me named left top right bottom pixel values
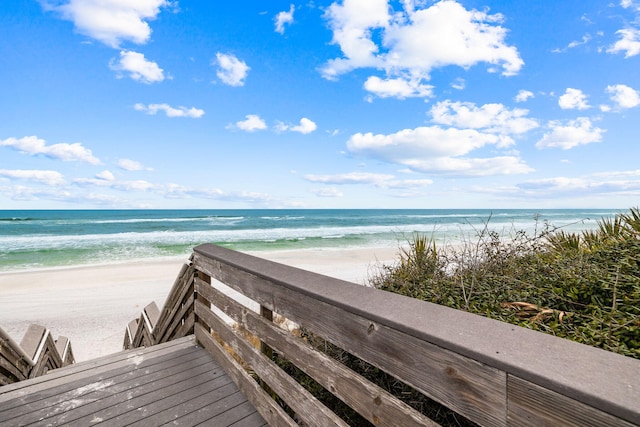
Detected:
left=260, top=306, right=274, bottom=360
left=195, top=270, right=212, bottom=332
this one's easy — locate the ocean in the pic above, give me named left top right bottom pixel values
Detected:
left=0, top=209, right=620, bottom=272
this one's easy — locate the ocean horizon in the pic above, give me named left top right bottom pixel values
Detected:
left=0, top=208, right=621, bottom=272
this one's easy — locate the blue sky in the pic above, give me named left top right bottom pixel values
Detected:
left=1, top=0, right=639, bottom=209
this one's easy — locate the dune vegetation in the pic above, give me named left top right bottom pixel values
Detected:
left=371, top=207, right=640, bottom=359
left=273, top=209, right=640, bottom=426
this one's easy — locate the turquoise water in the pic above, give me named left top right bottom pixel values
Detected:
left=0, top=209, right=620, bottom=271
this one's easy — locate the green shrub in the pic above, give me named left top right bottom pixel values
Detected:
left=370, top=208, right=640, bottom=359
left=269, top=209, right=639, bottom=427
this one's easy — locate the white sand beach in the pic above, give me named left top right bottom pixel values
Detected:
left=0, top=246, right=400, bottom=361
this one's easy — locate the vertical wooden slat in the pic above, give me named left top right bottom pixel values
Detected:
left=191, top=244, right=640, bottom=426
left=194, top=323, right=298, bottom=427
left=195, top=277, right=440, bottom=427
left=195, top=253, right=507, bottom=426
left=195, top=270, right=212, bottom=331
left=259, top=306, right=274, bottom=359
left=194, top=302, right=348, bottom=427
left=119, top=244, right=640, bottom=426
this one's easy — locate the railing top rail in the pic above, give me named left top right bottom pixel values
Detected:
left=193, top=243, right=640, bottom=424
left=0, top=326, right=34, bottom=367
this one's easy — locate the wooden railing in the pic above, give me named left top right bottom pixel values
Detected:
left=123, top=258, right=197, bottom=350
left=127, top=243, right=640, bottom=426
left=0, top=324, right=74, bottom=385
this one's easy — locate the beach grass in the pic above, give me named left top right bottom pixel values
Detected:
left=370, top=207, right=640, bottom=359
left=275, top=209, right=640, bottom=426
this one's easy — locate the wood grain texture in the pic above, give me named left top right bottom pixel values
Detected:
left=154, top=263, right=195, bottom=343
left=195, top=323, right=298, bottom=427
left=192, top=243, right=640, bottom=426
left=124, top=263, right=196, bottom=350
left=507, top=375, right=638, bottom=427
left=195, top=300, right=349, bottom=427
left=0, top=344, right=29, bottom=385
left=0, top=335, right=265, bottom=427
left=196, top=277, right=440, bottom=427
left=194, top=251, right=506, bottom=426
left=0, top=336, right=198, bottom=400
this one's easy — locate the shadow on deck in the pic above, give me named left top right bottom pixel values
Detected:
left=0, top=335, right=266, bottom=426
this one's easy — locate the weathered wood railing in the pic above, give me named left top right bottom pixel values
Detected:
left=127, top=243, right=640, bottom=426
left=123, top=258, right=197, bottom=349
left=0, top=324, right=74, bottom=385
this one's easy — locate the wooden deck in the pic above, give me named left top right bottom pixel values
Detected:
left=0, top=335, right=266, bottom=427
left=3, top=245, right=638, bottom=426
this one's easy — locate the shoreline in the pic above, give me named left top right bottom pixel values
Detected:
left=0, top=246, right=401, bottom=362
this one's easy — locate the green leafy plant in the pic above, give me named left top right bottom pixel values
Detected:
left=370, top=208, right=640, bottom=359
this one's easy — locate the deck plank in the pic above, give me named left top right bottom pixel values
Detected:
left=57, top=359, right=229, bottom=426
left=0, top=345, right=206, bottom=416
left=0, top=335, right=266, bottom=427
left=126, top=386, right=247, bottom=426
left=0, top=349, right=216, bottom=424
left=102, top=374, right=238, bottom=425
left=0, top=335, right=197, bottom=399
left=229, top=411, right=270, bottom=427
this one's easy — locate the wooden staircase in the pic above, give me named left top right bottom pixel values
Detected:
left=0, top=324, right=74, bottom=386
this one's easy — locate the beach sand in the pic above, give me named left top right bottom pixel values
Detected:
left=0, top=246, right=400, bottom=361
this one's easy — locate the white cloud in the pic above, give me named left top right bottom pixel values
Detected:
left=275, top=4, right=295, bottom=34
left=304, top=172, right=433, bottom=188
left=593, top=169, right=640, bottom=178
left=114, top=180, right=155, bottom=191
left=363, top=76, right=434, bottom=99
left=536, top=117, right=605, bottom=150
left=403, top=156, right=533, bottom=176
left=346, top=126, right=532, bottom=176
left=608, top=28, right=640, bottom=57
left=553, top=34, right=592, bottom=53
left=292, top=118, right=318, bottom=134
left=558, top=88, right=590, bottom=110
left=321, top=0, right=523, bottom=99
left=160, top=185, right=275, bottom=204
left=74, top=176, right=155, bottom=191
left=305, top=172, right=395, bottom=185
left=385, top=178, right=434, bottom=188
left=215, top=53, right=250, bottom=86
left=232, top=114, right=267, bottom=132
left=518, top=177, right=589, bottom=192
left=0, top=169, right=65, bottom=185
left=277, top=118, right=318, bottom=134
left=515, top=173, right=640, bottom=198
left=606, top=84, right=640, bottom=109
left=118, top=158, right=153, bottom=171
left=311, top=187, right=344, bottom=197
left=134, top=103, right=205, bottom=118
left=321, top=0, right=389, bottom=79
left=110, top=50, right=164, bottom=84
left=45, top=0, right=171, bottom=48
left=95, top=170, right=115, bottom=181
left=430, top=100, right=539, bottom=135
left=568, top=34, right=592, bottom=49
left=0, top=136, right=101, bottom=164
left=451, top=78, right=465, bottom=90
left=621, top=0, right=635, bottom=9
left=515, top=90, right=534, bottom=103
left=2, top=185, right=73, bottom=202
